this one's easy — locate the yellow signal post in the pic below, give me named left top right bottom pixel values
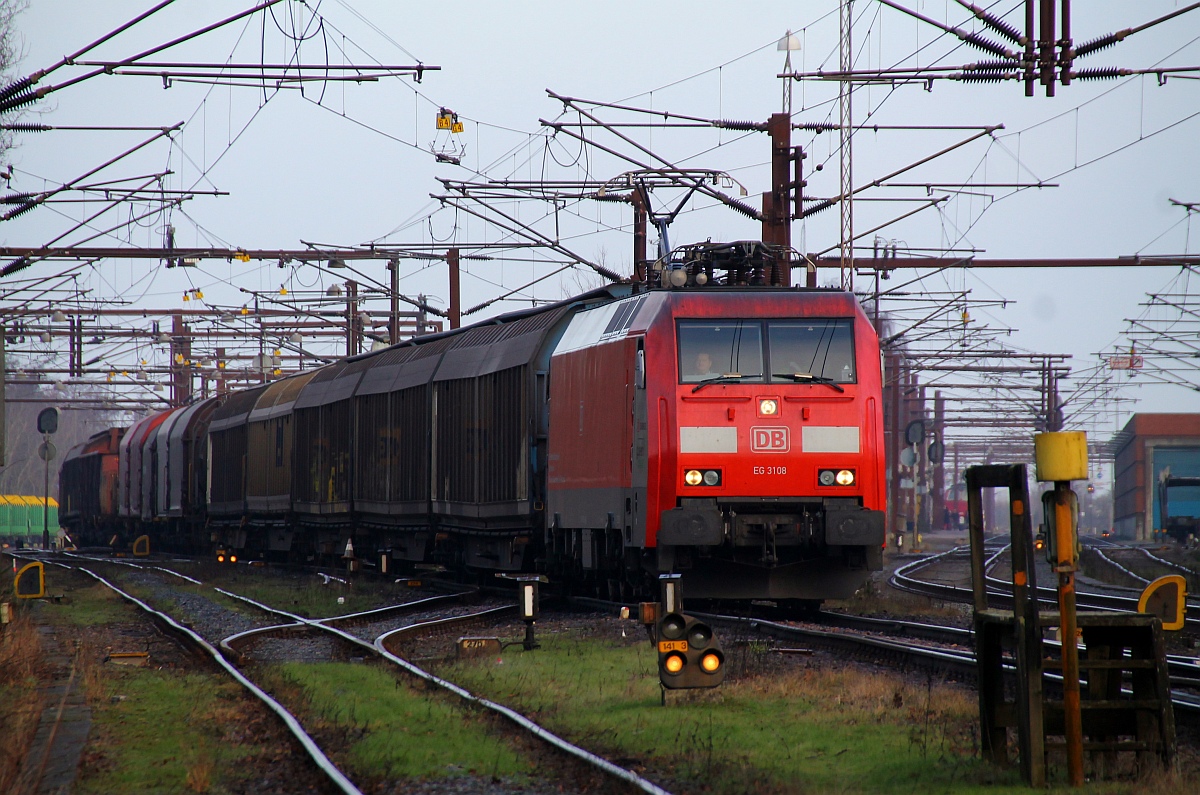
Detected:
left=1034, top=430, right=1088, bottom=788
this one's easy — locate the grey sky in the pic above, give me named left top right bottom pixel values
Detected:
left=3, top=1, right=1199, bottom=435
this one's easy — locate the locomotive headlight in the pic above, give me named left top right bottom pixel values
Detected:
left=684, top=469, right=722, bottom=486
left=759, top=398, right=778, bottom=416
left=818, top=470, right=836, bottom=486
left=835, top=469, right=856, bottom=486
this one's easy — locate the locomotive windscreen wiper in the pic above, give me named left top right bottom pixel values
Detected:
left=773, top=372, right=845, bottom=393
left=690, top=374, right=762, bottom=393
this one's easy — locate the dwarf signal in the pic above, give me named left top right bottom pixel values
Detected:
left=656, top=611, right=725, bottom=689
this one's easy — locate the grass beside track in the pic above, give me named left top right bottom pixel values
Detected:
left=77, top=669, right=283, bottom=794
left=430, top=621, right=1199, bottom=795
left=0, top=609, right=44, bottom=792
left=26, top=574, right=327, bottom=794
left=262, top=661, right=543, bottom=788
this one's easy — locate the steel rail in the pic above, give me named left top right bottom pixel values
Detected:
left=817, top=607, right=1200, bottom=687
left=219, top=591, right=489, bottom=658
left=375, top=619, right=674, bottom=795
left=214, top=587, right=674, bottom=793
left=1088, top=547, right=1200, bottom=609
left=699, top=611, right=1200, bottom=720
left=1135, top=547, right=1199, bottom=578
left=74, top=567, right=364, bottom=795
left=1090, top=547, right=1150, bottom=586
left=891, top=547, right=1200, bottom=633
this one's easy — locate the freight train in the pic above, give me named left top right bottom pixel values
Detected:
left=59, top=243, right=887, bottom=602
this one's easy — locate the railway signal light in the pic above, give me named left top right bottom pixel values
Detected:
left=656, top=612, right=725, bottom=689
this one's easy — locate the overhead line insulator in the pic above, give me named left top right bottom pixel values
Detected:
left=1074, top=33, right=1124, bottom=58
left=713, top=119, right=763, bottom=131
left=2, top=200, right=40, bottom=220
left=799, top=198, right=837, bottom=218
left=958, top=72, right=1016, bottom=83
left=1, top=257, right=31, bottom=276
left=959, top=32, right=1013, bottom=59
left=1072, top=68, right=1131, bottom=81
left=1, top=193, right=38, bottom=204
left=966, top=59, right=1021, bottom=72
left=0, top=76, right=34, bottom=103
left=960, top=3, right=1025, bottom=46
left=722, top=195, right=765, bottom=221
left=0, top=87, right=50, bottom=113
left=3, top=123, right=51, bottom=133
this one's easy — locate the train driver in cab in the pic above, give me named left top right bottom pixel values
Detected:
left=691, top=351, right=719, bottom=381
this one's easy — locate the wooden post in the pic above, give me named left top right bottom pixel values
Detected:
left=389, top=258, right=400, bottom=344
left=448, top=247, right=461, bottom=330
left=1055, top=480, right=1085, bottom=786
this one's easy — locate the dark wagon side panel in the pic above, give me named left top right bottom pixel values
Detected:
left=142, top=406, right=188, bottom=522
left=164, top=396, right=221, bottom=518
left=430, top=306, right=573, bottom=527
left=247, top=370, right=320, bottom=516
left=292, top=359, right=367, bottom=523
left=353, top=341, right=447, bottom=520
left=207, top=384, right=271, bottom=520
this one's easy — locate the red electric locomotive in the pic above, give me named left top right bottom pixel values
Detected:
left=547, top=269, right=885, bottom=601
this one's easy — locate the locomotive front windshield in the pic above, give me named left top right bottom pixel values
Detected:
left=678, top=319, right=856, bottom=384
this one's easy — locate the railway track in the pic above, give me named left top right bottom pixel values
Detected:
left=1085, top=544, right=1199, bottom=594
left=891, top=545, right=1200, bottom=633
left=680, top=607, right=1200, bottom=728
left=14, top=550, right=676, bottom=795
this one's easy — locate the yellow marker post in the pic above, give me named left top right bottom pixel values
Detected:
left=14, top=561, right=45, bottom=599
left=1139, top=575, right=1188, bottom=631
left=1035, top=430, right=1087, bottom=788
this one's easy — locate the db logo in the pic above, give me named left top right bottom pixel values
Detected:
left=751, top=427, right=790, bottom=453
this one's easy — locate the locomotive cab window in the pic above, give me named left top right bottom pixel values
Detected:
left=768, top=319, right=856, bottom=383
left=678, top=319, right=856, bottom=385
left=678, top=321, right=764, bottom=383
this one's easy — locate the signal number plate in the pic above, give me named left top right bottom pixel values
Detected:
left=658, top=640, right=688, bottom=653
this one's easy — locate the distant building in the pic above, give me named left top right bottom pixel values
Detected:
left=1112, top=414, right=1200, bottom=541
